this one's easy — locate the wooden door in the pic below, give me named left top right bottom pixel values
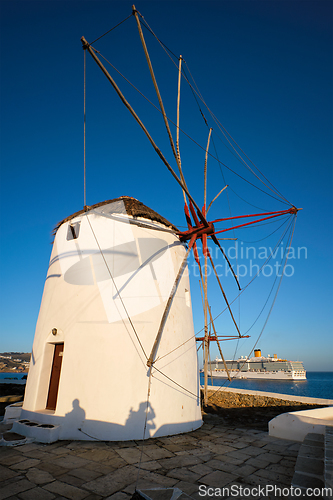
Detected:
left=46, top=343, right=64, bottom=410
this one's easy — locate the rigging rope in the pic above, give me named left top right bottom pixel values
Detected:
left=135, top=366, right=153, bottom=491
left=83, top=50, right=86, bottom=207
left=195, top=215, right=295, bottom=336
left=207, top=215, right=297, bottom=400
left=141, top=10, right=291, bottom=205
left=157, top=214, right=293, bottom=365
left=87, top=47, right=291, bottom=206
left=182, top=58, right=292, bottom=206
left=95, top=10, right=291, bottom=206
left=89, top=13, right=133, bottom=45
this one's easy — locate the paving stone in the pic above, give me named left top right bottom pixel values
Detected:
left=0, top=453, right=27, bottom=467
left=244, top=456, right=271, bottom=469
left=244, top=473, right=280, bottom=488
left=250, top=440, right=267, bottom=448
left=133, top=460, right=162, bottom=471
left=25, top=467, right=55, bottom=484
left=75, top=449, right=116, bottom=462
left=166, top=467, right=201, bottom=482
left=0, top=474, right=25, bottom=489
left=84, top=462, right=116, bottom=475
left=204, top=459, right=239, bottom=474
left=105, top=493, right=131, bottom=500
left=17, top=486, right=56, bottom=500
left=186, top=448, right=213, bottom=460
left=227, top=441, right=250, bottom=449
left=10, top=458, right=40, bottom=471
left=108, top=440, right=138, bottom=449
left=42, top=442, right=70, bottom=451
left=0, top=479, right=35, bottom=500
left=212, top=454, right=244, bottom=466
left=58, top=473, right=90, bottom=487
left=69, top=441, right=110, bottom=451
left=188, top=464, right=213, bottom=477
left=77, top=495, right=103, bottom=500
left=162, top=444, right=200, bottom=453
left=199, top=441, right=237, bottom=455
left=0, top=464, right=19, bottom=481
left=266, top=463, right=294, bottom=477
left=140, top=446, right=174, bottom=460
left=292, top=471, right=325, bottom=489
left=168, top=435, right=198, bottom=445
left=36, top=461, right=70, bottom=477
left=173, top=480, right=200, bottom=495
left=141, top=471, right=178, bottom=488
left=295, top=455, right=324, bottom=476
left=68, top=468, right=103, bottom=481
left=234, top=464, right=257, bottom=477
left=306, top=433, right=325, bottom=443
left=43, top=480, right=90, bottom=499
left=123, top=479, right=160, bottom=496
left=253, top=468, right=291, bottom=486
left=299, top=444, right=324, bottom=460
left=200, top=469, right=238, bottom=487
left=19, top=450, right=54, bottom=460
left=115, top=447, right=151, bottom=465
left=157, top=455, right=202, bottom=469
left=83, top=465, right=138, bottom=496
left=48, top=446, right=73, bottom=456
left=224, top=449, right=252, bottom=461
left=52, top=455, right=92, bottom=470
left=12, top=444, right=40, bottom=453
left=255, top=452, right=282, bottom=464
left=279, top=457, right=296, bottom=467
left=239, top=445, right=269, bottom=457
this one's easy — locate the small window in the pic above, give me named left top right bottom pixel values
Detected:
left=66, top=222, right=81, bottom=240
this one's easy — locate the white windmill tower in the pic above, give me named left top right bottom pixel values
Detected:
left=14, top=197, right=202, bottom=442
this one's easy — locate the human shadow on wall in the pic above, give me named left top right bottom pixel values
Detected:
left=63, top=398, right=86, bottom=435
left=38, top=397, right=200, bottom=441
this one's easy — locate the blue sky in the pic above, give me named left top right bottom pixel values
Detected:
left=0, top=1, right=332, bottom=372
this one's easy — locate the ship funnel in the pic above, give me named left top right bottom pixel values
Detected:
left=254, top=349, right=261, bottom=357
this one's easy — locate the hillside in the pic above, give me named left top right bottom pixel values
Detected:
left=0, top=352, right=30, bottom=372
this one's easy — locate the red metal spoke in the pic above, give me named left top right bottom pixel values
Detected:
left=184, top=203, right=192, bottom=229
left=189, top=200, right=201, bottom=228
left=196, top=335, right=250, bottom=341
left=193, top=241, right=200, bottom=264
left=213, top=211, right=296, bottom=235
left=211, top=207, right=297, bottom=225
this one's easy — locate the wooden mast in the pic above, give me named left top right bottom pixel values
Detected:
left=203, top=128, right=212, bottom=406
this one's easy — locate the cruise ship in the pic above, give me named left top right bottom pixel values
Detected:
left=206, top=349, right=306, bottom=380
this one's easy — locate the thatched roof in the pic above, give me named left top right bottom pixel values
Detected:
left=53, top=196, right=178, bottom=234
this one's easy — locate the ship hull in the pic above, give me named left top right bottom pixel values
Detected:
left=206, top=370, right=306, bottom=381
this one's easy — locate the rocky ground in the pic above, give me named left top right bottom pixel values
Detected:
left=202, top=389, right=324, bottom=431
left=0, top=384, right=26, bottom=416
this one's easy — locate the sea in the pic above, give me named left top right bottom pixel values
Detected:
left=200, top=371, right=333, bottom=400
left=0, top=371, right=332, bottom=400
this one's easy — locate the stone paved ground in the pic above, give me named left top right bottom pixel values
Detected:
left=0, top=412, right=301, bottom=500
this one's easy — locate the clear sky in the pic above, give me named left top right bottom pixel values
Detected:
left=0, top=1, right=332, bottom=372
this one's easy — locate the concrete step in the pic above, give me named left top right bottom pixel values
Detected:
left=325, top=427, right=333, bottom=497
left=291, top=430, right=333, bottom=499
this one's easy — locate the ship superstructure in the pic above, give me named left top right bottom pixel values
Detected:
left=207, top=349, right=306, bottom=380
